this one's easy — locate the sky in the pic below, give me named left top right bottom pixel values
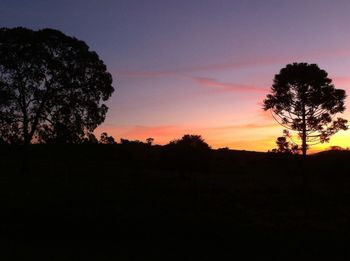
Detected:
left=2, top=0, right=350, bottom=152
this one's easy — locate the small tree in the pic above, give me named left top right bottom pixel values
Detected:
left=99, top=132, right=116, bottom=144
left=146, top=137, right=154, bottom=145
left=264, top=63, right=347, bottom=156
left=0, top=27, right=114, bottom=144
left=271, top=133, right=299, bottom=154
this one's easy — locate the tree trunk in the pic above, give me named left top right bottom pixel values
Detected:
left=301, top=103, right=307, bottom=156
left=301, top=100, right=309, bottom=224
left=22, top=117, right=31, bottom=173
left=23, top=109, right=30, bottom=145
left=302, top=129, right=307, bottom=156
left=23, top=131, right=31, bottom=145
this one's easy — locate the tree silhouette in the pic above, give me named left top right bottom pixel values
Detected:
left=328, top=145, right=345, bottom=151
left=84, top=133, right=98, bottom=144
left=99, top=132, right=116, bottom=144
left=0, top=27, right=114, bottom=144
left=168, top=134, right=210, bottom=150
left=163, top=134, right=211, bottom=171
left=263, top=63, right=347, bottom=156
left=271, top=135, right=299, bottom=154
left=146, top=137, right=154, bottom=145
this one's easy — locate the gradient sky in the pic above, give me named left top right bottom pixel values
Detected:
left=2, top=0, right=350, bottom=151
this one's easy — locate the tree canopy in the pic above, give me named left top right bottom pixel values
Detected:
left=0, top=27, right=114, bottom=144
left=263, top=63, right=347, bottom=155
left=168, top=134, right=210, bottom=150
left=164, top=134, right=211, bottom=171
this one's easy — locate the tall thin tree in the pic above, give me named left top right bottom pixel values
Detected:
left=263, top=63, right=347, bottom=156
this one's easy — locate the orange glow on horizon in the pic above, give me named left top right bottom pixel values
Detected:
left=97, top=69, right=350, bottom=154
left=95, top=118, right=350, bottom=153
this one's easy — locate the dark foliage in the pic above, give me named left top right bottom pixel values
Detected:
left=146, top=137, right=154, bottom=145
left=271, top=133, right=299, bottom=154
left=162, top=134, right=211, bottom=171
left=82, top=133, right=99, bottom=144
left=0, top=27, right=114, bottom=144
left=264, top=63, right=347, bottom=155
left=168, top=134, right=210, bottom=150
left=99, top=132, right=116, bottom=144
left=1, top=144, right=350, bottom=259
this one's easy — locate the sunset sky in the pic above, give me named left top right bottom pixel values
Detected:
left=2, top=0, right=350, bottom=152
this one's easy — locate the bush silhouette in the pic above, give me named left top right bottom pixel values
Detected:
left=162, top=134, right=211, bottom=171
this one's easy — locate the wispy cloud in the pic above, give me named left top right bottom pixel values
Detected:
left=115, top=47, right=350, bottom=79
left=180, top=56, right=284, bottom=73
left=208, top=122, right=276, bottom=131
left=117, top=70, right=269, bottom=94
left=193, top=76, right=267, bottom=93
left=116, top=70, right=175, bottom=78
left=185, top=48, right=350, bottom=73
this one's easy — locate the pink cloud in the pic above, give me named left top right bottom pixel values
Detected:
left=115, top=47, right=350, bottom=79
left=208, top=122, right=276, bottom=131
left=193, top=76, right=268, bottom=93
left=184, top=47, right=350, bottom=73
left=181, top=56, right=285, bottom=73
left=116, top=70, right=175, bottom=78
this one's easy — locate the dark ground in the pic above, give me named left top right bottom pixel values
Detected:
left=1, top=144, right=350, bottom=259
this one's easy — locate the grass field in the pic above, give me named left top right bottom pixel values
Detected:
left=1, top=144, right=350, bottom=259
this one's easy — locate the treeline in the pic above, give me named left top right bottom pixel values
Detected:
left=0, top=134, right=314, bottom=175
left=3, top=136, right=350, bottom=180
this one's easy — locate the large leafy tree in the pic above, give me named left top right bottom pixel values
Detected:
left=0, top=27, right=114, bottom=144
left=263, top=63, right=347, bottom=156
